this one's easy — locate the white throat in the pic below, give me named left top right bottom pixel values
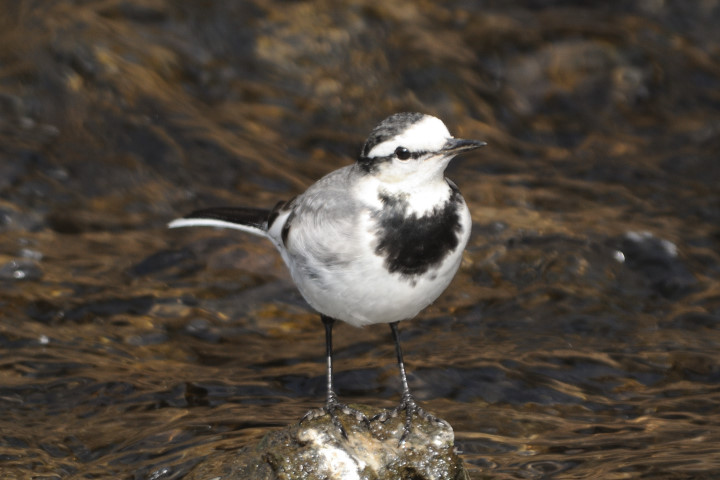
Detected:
left=354, top=173, right=454, bottom=216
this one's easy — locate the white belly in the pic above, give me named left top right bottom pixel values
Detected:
left=282, top=201, right=471, bottom=327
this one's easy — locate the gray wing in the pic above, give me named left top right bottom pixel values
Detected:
left=276, top=166, right=362, bottom=264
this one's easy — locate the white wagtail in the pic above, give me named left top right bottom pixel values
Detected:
left=169, top=112, right=485, bottom=440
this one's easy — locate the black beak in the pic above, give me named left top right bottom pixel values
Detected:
left=442, top=138, right=487, bottom=154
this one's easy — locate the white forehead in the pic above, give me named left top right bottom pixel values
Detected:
left=367, top=115, right=452, bottom=158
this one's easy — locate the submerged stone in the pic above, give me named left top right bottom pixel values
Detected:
left=186, top=405, right=468, bottom=480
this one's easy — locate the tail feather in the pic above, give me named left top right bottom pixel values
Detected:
left=168, top=206, right=272, bottom=237
left=185, top=207, right=270, bottom=230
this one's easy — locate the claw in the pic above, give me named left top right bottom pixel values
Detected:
left=373, top=392, right=447, bottom=444
left=301, top=394, right=370, bottom=439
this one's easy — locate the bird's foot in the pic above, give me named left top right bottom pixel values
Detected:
left=301, top=393, right=370, bottom=439
left=372, top=392, right=449, bottom=444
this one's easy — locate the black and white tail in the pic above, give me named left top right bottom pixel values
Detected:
left=168, top=206, right=272, bottom=237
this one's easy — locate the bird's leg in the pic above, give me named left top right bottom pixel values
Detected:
left=301, top=315, right=369, bottom=437
left=322, top=314, right=341, bottom=407
left=374, top=322, right=448, bottom=443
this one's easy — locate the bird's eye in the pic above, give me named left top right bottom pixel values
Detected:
left=394, top=146, right=411, bottom=160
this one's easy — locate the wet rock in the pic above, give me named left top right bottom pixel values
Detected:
left=186, top=405, right=468, bottom=480
left=613, top=231, right=697, bottom=298
left=0, top=259, right=43, bottom=281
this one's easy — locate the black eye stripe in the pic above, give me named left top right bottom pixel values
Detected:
left=393, top=147, right=430, bottom=161
left=357, top=148, right=429, bottom=173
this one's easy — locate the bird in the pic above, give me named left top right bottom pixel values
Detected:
left=169, top=112, right=485, bottom=441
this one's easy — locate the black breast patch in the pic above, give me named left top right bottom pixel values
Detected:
left=373, top=188, right=464, bottom=278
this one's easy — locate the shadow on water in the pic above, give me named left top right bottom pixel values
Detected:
left=1, top=0, right=720, bottom=478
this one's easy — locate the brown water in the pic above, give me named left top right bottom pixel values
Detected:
left=1, top=1, right=720, bottom=478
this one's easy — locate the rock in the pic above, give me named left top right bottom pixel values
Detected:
left=186, top=405, right=469, bottom=480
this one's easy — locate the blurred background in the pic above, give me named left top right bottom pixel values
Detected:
left=1, top=0, right=719, bottom=478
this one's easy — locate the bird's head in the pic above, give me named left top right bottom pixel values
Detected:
left=357, top=112, right=485, bottom=186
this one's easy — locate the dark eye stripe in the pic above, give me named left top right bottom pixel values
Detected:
left=357, top=149, right=428, bottom=174
left=393, top=146, right=429, bottom=161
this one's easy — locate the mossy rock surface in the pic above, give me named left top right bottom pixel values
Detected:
left=186, top=405, right=469, bottom=480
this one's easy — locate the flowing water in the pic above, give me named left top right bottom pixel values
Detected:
left=1, top=1, right=720, bottom=478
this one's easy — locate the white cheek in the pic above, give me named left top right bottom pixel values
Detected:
left=376, top=159, right=417, bottom=183
left=367, top=116, right=451, bottom=158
